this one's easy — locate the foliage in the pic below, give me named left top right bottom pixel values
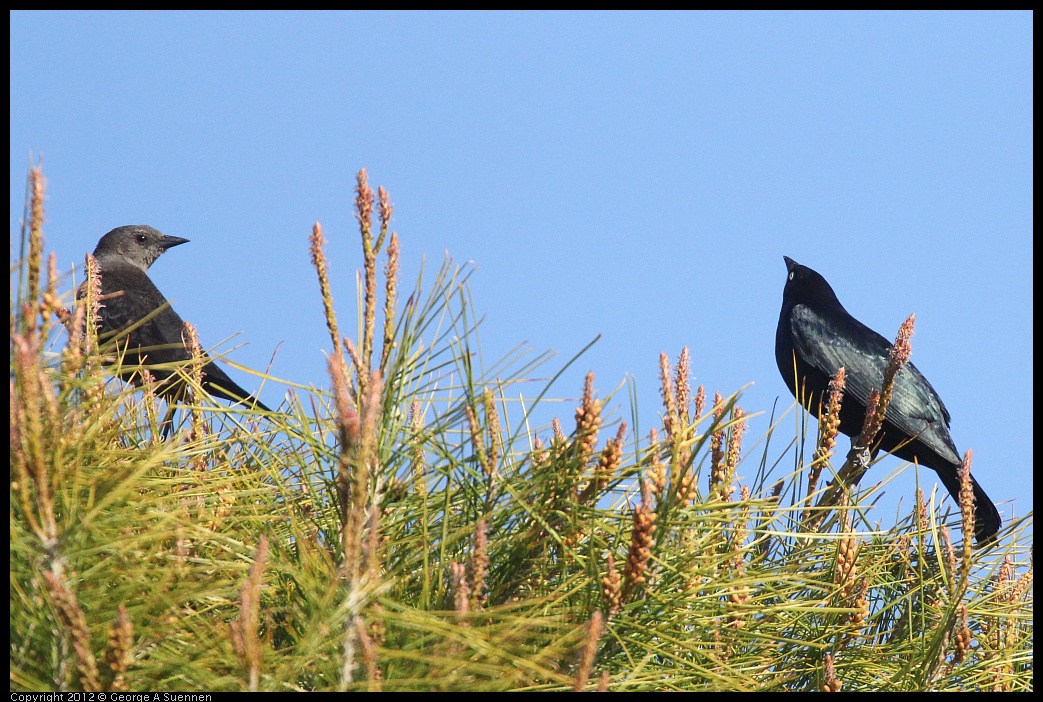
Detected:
left=11, top=165, right=1032, bottom=692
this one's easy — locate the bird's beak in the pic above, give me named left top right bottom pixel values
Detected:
left=161, top=235, right=190, bottom=250
left=783, top=256, right=796, bottom=271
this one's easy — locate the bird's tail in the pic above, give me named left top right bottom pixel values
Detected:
left=203, top=380, right=272, bottom=414
left=237, top=393, right=272, bottom=414
left=934, top=467, right=1002, bottom=547
left=229, top=392, right=272, bottom=414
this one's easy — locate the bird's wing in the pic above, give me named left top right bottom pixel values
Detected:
left=95, top=265, right=193, bottom=360
left=90, top=261, right=269, bottom=411
left=789, top=304, right=953, bottom=444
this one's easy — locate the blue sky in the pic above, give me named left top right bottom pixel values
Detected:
left=11, top=11, right=1032, bottom=534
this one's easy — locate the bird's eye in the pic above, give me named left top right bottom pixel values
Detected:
left=137, top=234, right=147, bottom=242
left=789, top=271, right=794, bottom=281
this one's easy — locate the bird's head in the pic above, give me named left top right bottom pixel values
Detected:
left=781, top=256, right=844, bottom=309
left=93, top=225, right=189, bottom=272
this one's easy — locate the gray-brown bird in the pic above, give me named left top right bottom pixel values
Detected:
left=86, top=225, right=271, bottom=413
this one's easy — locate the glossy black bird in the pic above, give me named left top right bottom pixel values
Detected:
left=775, top=256, right=1000, bottom=545
left=87, top=225, right=271, bottom=413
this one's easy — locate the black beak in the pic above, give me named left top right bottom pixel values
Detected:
left=161, top=235, right=190, bottom=250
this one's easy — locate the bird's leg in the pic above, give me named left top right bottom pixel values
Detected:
left=802, top=438, right=876, bottom=536
left=845, top=438, right=875, bottom=487
left=160, top=404, right=177, bottom=440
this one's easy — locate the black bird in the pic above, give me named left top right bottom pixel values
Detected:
left=86, top=225, right=271, bottom=413
left=775, top=256, right=1000, bottom=545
